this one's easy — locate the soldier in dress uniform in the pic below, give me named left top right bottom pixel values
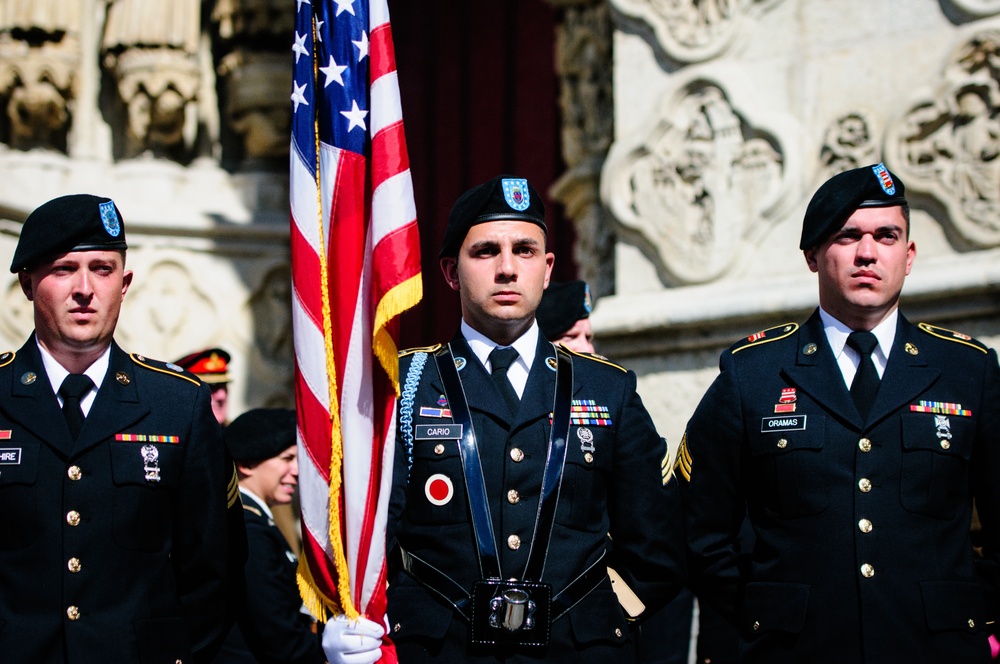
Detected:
left=676, top=163, right=1000, bottom=663
left=536, top=280, right=595, bottom=353
left=0, top=194, right=245, bottom=663
left=214, top=408, right=324, bottom=664
left=323, top=175, right=684, bottom=663
left=174, top=347, right=232, bottom=426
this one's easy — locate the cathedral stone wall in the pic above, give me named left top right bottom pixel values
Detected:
left=594, top=0, right=1000, bottom=447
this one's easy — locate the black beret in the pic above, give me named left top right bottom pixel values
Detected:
left=800, top=163, right=907, bottom=250
left=11, top=194, right=128, bottom=272
left=537, top=280, right=593, bottom=340
left=439, top=175, right=546, bottom=258
left=225, top=408, right=297, bottom=462
left=174, top=348, right=232, bottom=385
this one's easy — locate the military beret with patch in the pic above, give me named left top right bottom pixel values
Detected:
left=11, top=194, right=128, bottom=272
left=225, top=408, right=297, bottom=463
left=439, top=175, right=546, bottom=258
left=537, top=280, right=593, bottom=339
left=800, top=163, right=907, bottom=250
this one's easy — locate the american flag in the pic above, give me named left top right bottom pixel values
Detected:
left=289, top=0, right=421, bottom=641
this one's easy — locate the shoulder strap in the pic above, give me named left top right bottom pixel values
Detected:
left=522, top=344, right=573, bottom=582
left=435, top=345, right=503, bottom=580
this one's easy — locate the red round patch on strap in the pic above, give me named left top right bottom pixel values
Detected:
left=425, top=473, right=454, bottom=506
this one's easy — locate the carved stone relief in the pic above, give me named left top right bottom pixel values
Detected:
left=0, top=2, right=81, bottom=152
left=102, top=0, right=202, bottom=160
left=604, top=81, right=784, bottom=285
left=947, top=0, right=1000, bottom=17
left=610, top=0, right=783, bottom=63
left=248, top=263, right=293, bottom=407
left=550, top=1, right=616, bottom=297
left=119, top=260, right=216, bottom=358
left=818, top=112, right=880, bottom=183
left=887, top=30, right=1000, bottom=247
left=213, top=0, right=294, bottom=166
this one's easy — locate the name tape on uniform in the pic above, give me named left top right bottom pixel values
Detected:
left=761, top=415, right=807, bottom=433
left=415, top=424, right=463, bottom=440
left=0, top=447, right=20, bottom=464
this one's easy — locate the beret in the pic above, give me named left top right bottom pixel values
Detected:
left=225, top=408, right=297, bottom=462
left=174, top=348, right=231, bottom=385
left=800, top=163, right=907, bottom=250
left=439, top=175, right=546, bottom=258
left=11, top=194, right=128, bottom=272
left=537, top=280, right=593, bottom=340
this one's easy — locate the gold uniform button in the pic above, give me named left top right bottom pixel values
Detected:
left=510, top=448, right=524, bottom=462
left=394, top=623, right=401, bottom=633
left=507, top=534, right=521, bottom=550
left=861, top=563, right=875, bottom=578
left=433, top=443, right=445, bottom=455
left=776, top=438, right=788, bottom=449
left=68, top=558, right=82, bottom=573
left=584, top=452, right=594, bottom=464
left=968, top=618, right=976, bottom=629
left=858, top=519, right=873, bottom=533
left=753, top=620, right=760, bottom=631
left=615, top=628, right=622, bottom=638
left=859, top=438, right=872, bottom=453
left=66, top=511, right=81, bottom=526
left=859, top=478, right=872, bottom=493
left=67, top=466, right=82, bottom=481
left=940, top=440, right=951, bottom=450
left=507, top=489, right=520, bottom=505
left=67, top=606, right=80, bottom=621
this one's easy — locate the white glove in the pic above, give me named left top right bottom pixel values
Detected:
left=321, top=614, right=385, bottom=664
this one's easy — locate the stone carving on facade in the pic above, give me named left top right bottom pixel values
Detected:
left=609, top=0, right=783, bottom=63
left=819, top=112, right=880, bottom=182
left=119, top=260, right=216, bottom=358
left=1, top=276, right=33, bottom=344
left=604, top=81, right=784, bottom=285
left=947, top=0, right=1000, bottom=17
left=549, top=0, right=616, bottom=297
left=0, top=1, right=82, bottom=152
left=887, top=30, right=1000, bottom=247
left=213, top=0, right=294, bottom=166
left=101, top=0, right=202, bottom=160
left=248, top=263, right=293, bottom=407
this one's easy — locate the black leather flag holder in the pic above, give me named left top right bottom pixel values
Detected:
left=435, top=345, right=573, bottom=647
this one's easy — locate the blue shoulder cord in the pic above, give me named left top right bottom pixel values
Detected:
left=399, top=352, right=428, bottom=480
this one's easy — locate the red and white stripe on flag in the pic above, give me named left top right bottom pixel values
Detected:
left=289, top=0, right=421, bottom=641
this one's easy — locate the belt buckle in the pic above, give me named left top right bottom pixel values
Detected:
left=471, top=579, right=552, bottom=647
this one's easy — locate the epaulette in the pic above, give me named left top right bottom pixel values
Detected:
left=129, top=353, right=202, bottom=386
left=0, top=351, right=14, bottom=369
left=561, top=345, right=626, bottom=372
left=731, top=322, right=799, bottom=355
left=399, top=343, right=443, bottom=358
left=242, top=503, right=262, bottom=518
left=918, top=323, right=989, bottom=354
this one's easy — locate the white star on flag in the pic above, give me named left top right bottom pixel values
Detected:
left=340, top=100, right=367, bottom=132
left=353, top=30, right=369, bottom=62
left=320, top=56, right=347, bottom=88
left=292, top=32, right=309, bottom=64
left=290, top=81, right=309, bottom=113
left=315, top=19, right=324, bottom=41
left=296, top=0, right=310, bottom=11
left=334, top=0, right=356, bottom=16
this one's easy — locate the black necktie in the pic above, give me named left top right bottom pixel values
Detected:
left=59, top=374, right=94, bottom=440
left=847, top=331, right=880, bottom=420
left=488, top=347, right=520, bottom=415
